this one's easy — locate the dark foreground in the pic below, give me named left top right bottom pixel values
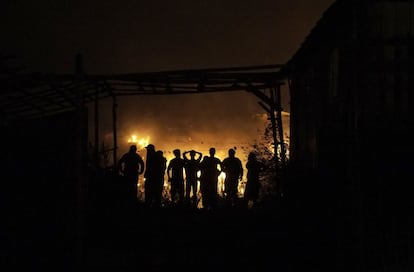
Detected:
left=5, top=172, right=412, bottom=272
left=1, top=180, right=341, bottom=272
left=2, top=169, right=333, bottom=272
left=85, top=203, right=289, bottom=272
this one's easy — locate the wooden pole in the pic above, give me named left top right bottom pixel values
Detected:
left=112, top=94, right=118, bottom=170
left=275, top=84, right=287, bottom=168
left=74, top=53, right=86, bottom=270
left=269, top=88, right=279, bottom=169
left=94, top=88, right=99, bottom=168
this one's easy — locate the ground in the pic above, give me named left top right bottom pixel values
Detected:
left=84, top=199, right=289, bottom=271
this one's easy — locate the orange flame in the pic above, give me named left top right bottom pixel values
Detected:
left=127, top=134, right=150, bottom=150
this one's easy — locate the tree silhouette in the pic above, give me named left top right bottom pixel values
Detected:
left=252, top=114, right=289, bottom=203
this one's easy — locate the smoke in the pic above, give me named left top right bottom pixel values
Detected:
left=92, top=91, right=270, bottom=163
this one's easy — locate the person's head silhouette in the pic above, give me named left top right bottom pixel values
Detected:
left=129, top=145, right=137, bottom=153
left=173, top=149, right=181, bottom=158
left=145, top=144, right=155, bottom=152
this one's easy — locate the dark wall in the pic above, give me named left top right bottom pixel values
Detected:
left=286, top=2, right=414, bottom=270
left=2, top=110, right=87, bottom=271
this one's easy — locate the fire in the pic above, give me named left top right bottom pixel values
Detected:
left=127, top=134, right=150, bottom=150
left=123, top=118, right=280, bottom=203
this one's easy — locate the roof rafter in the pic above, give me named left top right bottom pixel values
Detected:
left=1, top=63, right=286, bottom=121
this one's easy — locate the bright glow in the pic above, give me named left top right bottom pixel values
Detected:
left=111, top=111, right=291, bottom=204
left=127, top=134, right=150, bottom=150
left=130, top=136, right=254, bottom=202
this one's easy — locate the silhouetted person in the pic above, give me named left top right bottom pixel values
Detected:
left=183, top=150, right=202, bottom=206
left=243, top=152, right=265, bottom=209
left=154, top=150, right=167, bottom=208
left=222, top=148, right=243, bottom=208
left=199, top=147, right=222, bottom=210
left=167, top=149, right=185, bottom=206
left=144, top=144, right=157, bottom=207
left=117, top=145, right=145, bottom=202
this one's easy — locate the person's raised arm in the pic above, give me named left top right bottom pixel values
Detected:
left=195, top=151, right=203, bottom=161
left=183, top=151, right=189, bottom=161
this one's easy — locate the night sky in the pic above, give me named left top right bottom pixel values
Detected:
left=2, top=0, right=334, bottom=73
left=2, top=0, right=335, bottom=158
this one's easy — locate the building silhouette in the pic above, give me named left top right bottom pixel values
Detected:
left=283, top=1, right=414, bottom=271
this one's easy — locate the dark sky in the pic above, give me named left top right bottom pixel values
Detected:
left=2, top=0, right=335, bottom=158
left=2, top=0, right=335, bottom=73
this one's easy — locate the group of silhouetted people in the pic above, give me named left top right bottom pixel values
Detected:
left=117, top=144, right=266, bottom=210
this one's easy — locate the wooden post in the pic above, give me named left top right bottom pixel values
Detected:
left=275, top=84, right=287, bottom=168
left=248, top=83, right=286, bottom=169
left=74, top=53, right=86, bottom=270
left=112, top=94, right=118, bottom=170
left=94, top=88, right=99, bottom=168
left=254, top=83, right=286, bottom=197
left=269, top=88, right=279, bottom=170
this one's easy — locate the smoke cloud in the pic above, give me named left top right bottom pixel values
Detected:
left=93, top=91, right=270, bottom=163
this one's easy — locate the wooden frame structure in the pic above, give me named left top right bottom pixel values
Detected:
left=1, top=54, right=288, bottom=169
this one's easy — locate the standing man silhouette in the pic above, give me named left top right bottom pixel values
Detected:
left=199, top=147, right=222, bottom=210
left=144, top=144, right=156, bottom=207
left=154, top=150, right=167, bottom=208
left=243, top=152, right=265, bottom=209
left=183, top=150, right=203, bottom=206
left=222, top=148, right=243, bottom=208
left=117, top=145, right=145, bottom=202
left=167, top=149, right=186, bottom=206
